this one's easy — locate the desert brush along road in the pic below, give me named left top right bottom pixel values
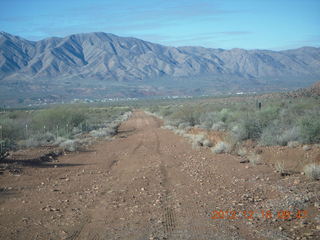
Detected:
left=0, top=111, right=319, bottom=240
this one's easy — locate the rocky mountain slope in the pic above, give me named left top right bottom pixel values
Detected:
left=0, top=31, right=320, bottom=103
left=284, top=81, right=320, bottom=98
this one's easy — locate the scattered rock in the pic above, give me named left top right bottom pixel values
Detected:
left=240, top=159, right=249, bottom=163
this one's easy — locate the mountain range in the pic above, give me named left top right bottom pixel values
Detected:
left=0, top=31, right=320, bottom=105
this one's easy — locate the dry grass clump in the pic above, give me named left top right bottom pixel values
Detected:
left=89, top=126, right=117, bottom=138
left=303, top=163, right=320, bottom=180
left=287, top=141, right=300, bottom=148
left=173, top=129, right=186, bottom=136
left=275, top=160, right=286, bottom=174
left=161, top=125, right=176, bottom=131
left=190, top=134, right=205, bottom=149
left=248, top=153, right=262, bottom=165
left=212, top=141, right=231, bottom=154
left=59, top=139, right=79, bottom=152
left=237, top=147, right=247, bottom=157
left=202, top=139, right=213, bottom=147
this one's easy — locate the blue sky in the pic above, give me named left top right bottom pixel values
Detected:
left=0, top=0, right=319, bottom=50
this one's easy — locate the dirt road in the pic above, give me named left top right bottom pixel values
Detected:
left=0, top=111, right=319, bottom=240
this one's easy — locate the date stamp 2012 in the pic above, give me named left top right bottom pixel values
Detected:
left=211, top=210, right=308, bottom=220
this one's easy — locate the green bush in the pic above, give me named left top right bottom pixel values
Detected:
left=170, top=105, right=202, bottom=126
left=299, top=114, right=320, bottom=144
left=31, top=106, right=86, bottom=135
left=143, top=96, right=320, bottom=147
left=0, top=105, right=132, bottom=151
left=236, top=116, right=263, bottom=141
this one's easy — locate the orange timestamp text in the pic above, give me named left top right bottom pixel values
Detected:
left=211, top=210, right=308, bottom=220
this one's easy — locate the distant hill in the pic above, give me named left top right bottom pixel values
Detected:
left=1, top=31, right=320, bottom=104
left=284, top=81, right=320, bottom=98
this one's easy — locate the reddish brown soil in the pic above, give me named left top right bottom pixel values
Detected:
left=0, top=111, right=319, bottom=240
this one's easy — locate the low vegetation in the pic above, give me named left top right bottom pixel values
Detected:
left=303, top=163, right=320, bottom=180
left=147, top=96, right=320, bottom=147
left=0, top=105, right=132, bottom=157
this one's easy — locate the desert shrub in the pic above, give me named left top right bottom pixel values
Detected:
left=203, top=139, right=213, bottom=147
left=89, top=125, right=117, bottom=138
left=159, top=107, right=175, bottom=117
left=217, top=108, right=232, bottom=123
left=173, top=129, right=186, bottom=136
left=162, top=125, right=176, bottom=131
left=259, top=124, right=281, bottom=146
left=0, top=138, right=16, bottom=153
left=278, top=127, right=301, bottom=144
left=31, top=106, right=86, bottom=135
left=170, top=105, right=202, bottom=126
left=256, top=105, right=280, bottom=127
left=275, top=160, right=286, bottom=174
left=212, top=141, right=231, bottom=154
left=211, top=121, right=226, bottom=131
left=287, top=141, right=300, bottom=148
left=230, top=115, right=263, bottom=142
left=241, top=117, right=263, bottom=140
left=237, top=147, right=247, bottom=157
left=199, top=112, right=216, bottom=129
left=177, top=122, right=191, bottom=129
left=54, top=137, right=68, bottom=146
left=59, top=139, right=79, bottom=152
left=191, top=134, right=206, bottom=148
left=0, top=119, right=26, bottom=141
left=303, top=163, right=320, bottom=180
left=25, top=132, right=56, bottom=147
left=299, top=113, right=320, bottom=144
left=248, top=153, right=262, bottom=165
left=148, top=105, right=160, bottom=113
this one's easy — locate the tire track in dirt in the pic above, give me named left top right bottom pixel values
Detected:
left=153, top=130, right=161, bottom=155
left=66, top=219, right=88, bottom=240
left=159, top=165, right=177, bottom=238
left=70, top=111, right=160, bottom=240
left=131, top=138, right=143, bottom=154
left=155, top=128, right=233, bottom=240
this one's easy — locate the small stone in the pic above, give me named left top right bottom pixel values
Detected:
left=303, top=145, right=311, bottom=151
left=240, top=159, right=249, bottom=163
left=293, top=179, right=300, bottom=185
left=279, top=226, right=284, bottom=231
